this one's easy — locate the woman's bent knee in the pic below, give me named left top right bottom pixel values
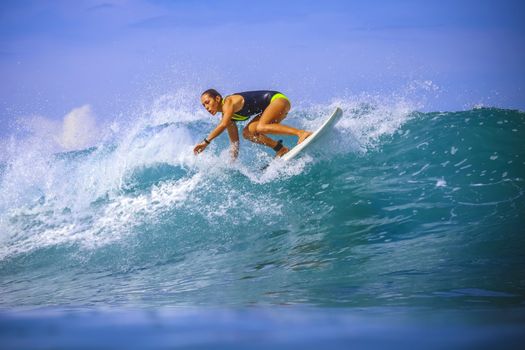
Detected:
left=256, top=123, right=270, bottom=134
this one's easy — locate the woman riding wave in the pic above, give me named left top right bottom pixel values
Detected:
left=193, top=89, right=312, bottom=160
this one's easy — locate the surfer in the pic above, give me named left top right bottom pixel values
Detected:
left=193, top=89, right=312, bottom=159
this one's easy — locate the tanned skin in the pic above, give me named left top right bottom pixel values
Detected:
left=194, top=92, right=311, bottom=159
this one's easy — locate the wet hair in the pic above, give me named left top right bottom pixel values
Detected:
left=201, top=88, right=222, bottom=99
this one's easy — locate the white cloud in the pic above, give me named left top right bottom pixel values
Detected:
left=58, top=105, right=98, bottom=150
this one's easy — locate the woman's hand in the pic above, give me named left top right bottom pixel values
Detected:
left=193, top=142, right=208, bottom=155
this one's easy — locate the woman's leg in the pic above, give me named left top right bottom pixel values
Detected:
left=242, top=115, right=279, bottom=148
left=255, top=98, right=311, bottom=144
left=243, top=115, right=289, bottom=157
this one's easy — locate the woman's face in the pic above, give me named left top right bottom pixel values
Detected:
left=201, top=94, right=221, bottom=116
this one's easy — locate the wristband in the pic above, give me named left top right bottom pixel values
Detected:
left=203, top=138, right=211, bottom=144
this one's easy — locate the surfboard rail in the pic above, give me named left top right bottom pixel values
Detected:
left=281, top=107, right=343, bottom=161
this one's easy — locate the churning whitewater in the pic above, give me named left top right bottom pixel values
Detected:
left=0, top=93, right=524, bottom=308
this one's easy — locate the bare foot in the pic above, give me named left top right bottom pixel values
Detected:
left=297, top=130, right=312, bottom=144
left=276, top=146, right=289, bottom=157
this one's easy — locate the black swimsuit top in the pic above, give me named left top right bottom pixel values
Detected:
left=227, top=90, right=280, bottom=121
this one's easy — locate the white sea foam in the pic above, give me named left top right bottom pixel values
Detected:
left=325, top=94, right=418, bottom=152
left=436, top=178, right=447, bottom=187
left=0, top=89, right=420, bottom=260
left=59, top=105, right=99, bottom=150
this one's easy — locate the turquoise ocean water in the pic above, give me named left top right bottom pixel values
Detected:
left=0, top=97, right=524, bottom=348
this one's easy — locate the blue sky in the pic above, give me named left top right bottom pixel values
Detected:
left=1, top=0, right=524, bottom=138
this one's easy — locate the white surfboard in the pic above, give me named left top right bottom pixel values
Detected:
left=281, top=107, right=343, bottom=161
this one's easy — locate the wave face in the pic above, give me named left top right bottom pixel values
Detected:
left=0, top=98, right=524, bottom=309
